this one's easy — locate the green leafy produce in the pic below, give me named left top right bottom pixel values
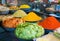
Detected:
left=15, top=22, right=44, bottom=40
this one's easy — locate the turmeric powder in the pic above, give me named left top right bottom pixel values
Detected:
left=23, top=12, right=42, bottom=21
left=20, top=4, right=30, bottom=9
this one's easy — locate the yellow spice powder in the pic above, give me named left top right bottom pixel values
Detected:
left=20, top=4, right=30, bottom=9
left=23, top=12, right=42, bottom=21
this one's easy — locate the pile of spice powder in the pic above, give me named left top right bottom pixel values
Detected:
left=38, top=16, right=60, bottom=30
left=23, top=12, right=42, bottom=21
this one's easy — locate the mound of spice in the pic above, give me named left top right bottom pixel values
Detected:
left=20, top=4, right=30, bottom=9
left=13, top=10, right=27, bottom=18
left=2, top=17, right=24, bottom=28
left=23, top=12, right=42, bottom=21
left=38, top=17, right=60, bottom=30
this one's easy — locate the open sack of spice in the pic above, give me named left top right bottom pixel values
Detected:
left=38, top=16, right=60, bottom=30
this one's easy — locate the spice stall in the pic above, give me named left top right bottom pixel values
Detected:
left=0, top=0, right=60, bottom=41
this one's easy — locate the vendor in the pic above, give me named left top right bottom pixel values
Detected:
left=39, top=0, right=51, bottom=13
